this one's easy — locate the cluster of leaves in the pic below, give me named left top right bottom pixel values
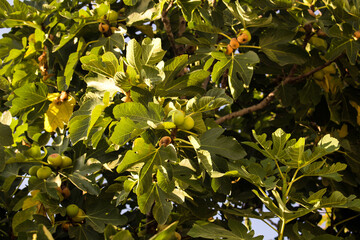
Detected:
left=1, top=0, right=360, bottom=239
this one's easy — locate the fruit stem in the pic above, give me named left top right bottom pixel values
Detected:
left=177, top=129, right=199, bottom=136
left=174, top=138, right=193, bottom=145
left=218, top=32, right=232, bottom=40
left=238, top=45, right=261, bottom=49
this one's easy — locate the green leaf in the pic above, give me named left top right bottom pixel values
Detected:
left=163, top=55, right=189, bottom=84
left=299, top=80, right=322, bottom=105
left=126, top=39, right=143, bottom=72
left=141, top=38, right=166, bottom=65
left=187, top=88, right=233, bottom=113
left=158, top=69, right=210, bottom=96
left=303, top=134, right=340, bottom=165
left=326, top=38, right=360, bottom=65
left=176, top=0, right=201, bottom=22
left=96, top=31, right=125, bottom=51
left=188, top=220, right=263, bottom=240
left=113, top=102, right=164, bottom=126
left=260, top=29, right=308, bottom=66
left=85, top=75, right=122, bottom=97
left=68, top=225, right=101, bottom=240
left=10, top=82, right=48, bottom=116
left=285, top=137, right=305, bottom=167
left=302, top=162, right=347, bottom=181
left=0, top=123, right=13, bottom=146
left=67, top=172, right=101, bottom=196
left=110, top=118, right=144, bottom=146
left=153, top=185, right=173, bottom=225
left=138, top=184, right=155, bottom=214
left=53, top=22, right=88, bottom=52
left=200, top=128, right=246, bottom=160
left=116, top=138, right=156, bottom=173
left=12, top=207, right=37, bottom=236
left=112, top=230, right=135, bottom=240
left=63, top=37, right=86, bottom=91
left=211, top=55, right=230, bottom=83
left=80, top=52, right=119, bottom=78
left=69, top=97, right=104, bottom=144
left=149, top=221, right=178, bottom=240
left=85, top=197, right=127, bottom=233
left=228, top=51, right=260, bottom=99
left=124, top=0, right=138, bottom=6
left=223, top=1, right=272, bottom=28
left=36, top=224, right=54, bottom=240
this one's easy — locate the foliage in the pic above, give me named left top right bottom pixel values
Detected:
left=1, top=0, right=360, bottom=239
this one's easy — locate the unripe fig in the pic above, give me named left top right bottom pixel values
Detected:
left=29, top=165, right=41, bottom=176
left=178, top=116, right=195, bottom=130
left=225, top=44, right=233, bottom=55
left=29, top=176, right=38, bottom=184
left=61, top=156, right=72, bottom=168
left=159, top=136, right=172, bottom=147
left=229, top=38, right=240, bottom=49
left=47, top=153, right=63, bottom=167
left=99, top=22, right=110, bottom=33
left=172, top=110, right=185, bottom=126
left=72, top=208, right=86, bottom=222
left=66, top=204, right=79, bottom=218
left=107, top=10, right=118, bottom=23
left=37, top=166, right=52, bottom=179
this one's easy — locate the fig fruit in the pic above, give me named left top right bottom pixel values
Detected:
left=37, top=166, right=52, bottom=179
left=172, top=110, right=185, bottom=126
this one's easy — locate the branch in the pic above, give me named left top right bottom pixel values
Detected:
left=215, top=56, right=342, bottom=124
left=161, top=1, right=177, bottom=56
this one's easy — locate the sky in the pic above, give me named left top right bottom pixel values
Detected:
left=0, top=0, right=278, bottom=238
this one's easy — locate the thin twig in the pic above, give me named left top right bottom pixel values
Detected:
left=161, top=1, right=177, bottom=56
left=215, top=56, right=342, bottom=124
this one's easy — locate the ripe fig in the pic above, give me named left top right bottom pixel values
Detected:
left=225, top=44, right=233, bottom=55
left=354, top=30, right=360, bottom=39
left=237, top=29, right=251, bottom=44
left=99, top=22, right=110, bottom=33
left=159, top=136, right=172, bottom=147
left=229, top=38, right=240, bottom=49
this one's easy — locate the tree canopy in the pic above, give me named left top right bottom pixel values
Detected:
left=1, top=0, right=360, bottom=239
